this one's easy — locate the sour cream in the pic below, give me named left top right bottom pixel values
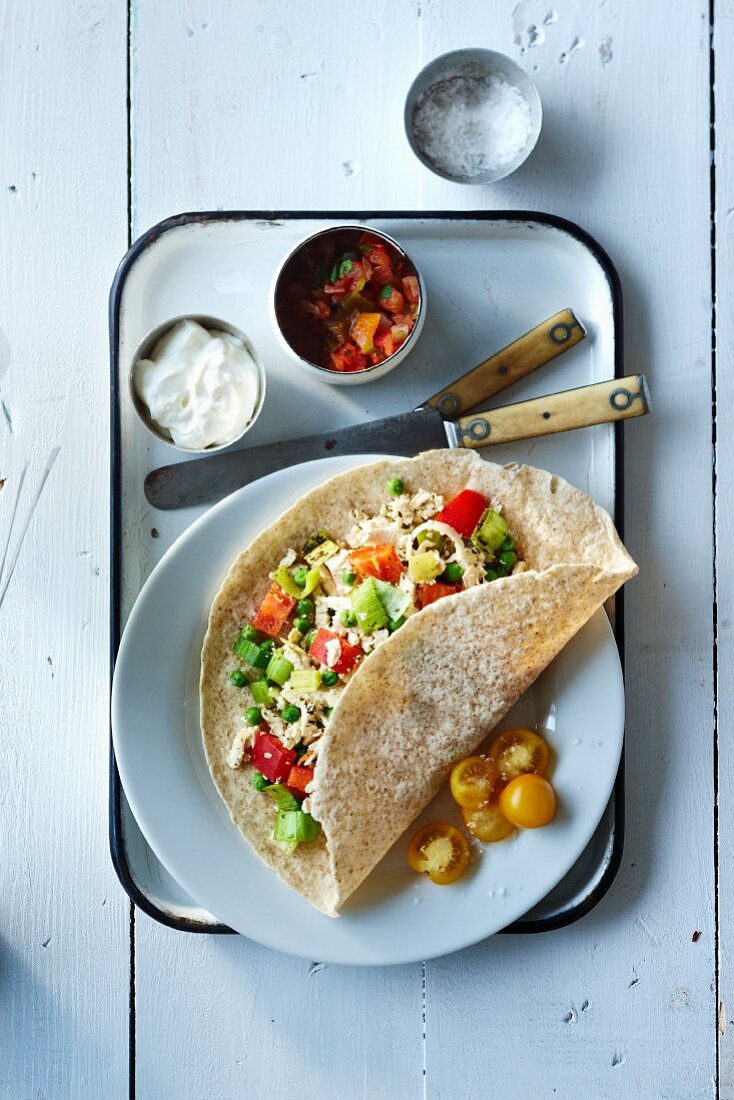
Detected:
left=134, top=319, right=261, bottom=450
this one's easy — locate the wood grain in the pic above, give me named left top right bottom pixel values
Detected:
left=0, top=0, right=720, bottom=1095
left=0, top=1, right=129, bottom=1097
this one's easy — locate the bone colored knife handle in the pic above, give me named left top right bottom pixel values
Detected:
left=453, top=374, right=651, bottom=449
left=425, top=308, right=586, bottom=418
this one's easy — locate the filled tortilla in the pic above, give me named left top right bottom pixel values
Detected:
left=200, top=450, right=637, bottom=916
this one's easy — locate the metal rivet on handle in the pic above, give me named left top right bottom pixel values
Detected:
left=609, top=387, right=635, bottom=410
left=548, top=318, right=583, bottom=345
left=460, top=417, right=491, bottom=442
left=437, top=392, right=460, bottom=416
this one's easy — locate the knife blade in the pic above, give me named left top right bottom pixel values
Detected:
left=144, top=374, right=650, bottom=509
left=144, top=308, right=586, bottom=510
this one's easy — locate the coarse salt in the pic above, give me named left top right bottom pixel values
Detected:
left=412, top=72, right=532, bottom=179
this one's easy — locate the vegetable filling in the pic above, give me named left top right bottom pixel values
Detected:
left=226, top=479, right=527, bottom=852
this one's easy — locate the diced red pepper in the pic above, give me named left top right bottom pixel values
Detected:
left=416, top=582, right=463, bottom=609
left=330, top=341, right=369, bottom=373
left=251, top=730, right=296, bottom=783
left=251, top=582, right=297, bottom=637
left=286, top=765, right=315, bottom=800
left=349, top=544, right=405, bottom=584
left=434, top=489, right=488, bottom=539
left=309, top=628, right=363, bottom=674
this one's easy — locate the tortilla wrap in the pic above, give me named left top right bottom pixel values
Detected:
left=200, top=450, right=637, bottom=916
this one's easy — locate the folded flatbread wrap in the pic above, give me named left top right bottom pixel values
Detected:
left=200, top=450, right=637, bottom=916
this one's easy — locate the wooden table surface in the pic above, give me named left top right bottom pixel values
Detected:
left=0, top=1, right=725, bottom=1096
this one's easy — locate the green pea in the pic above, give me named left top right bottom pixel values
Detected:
left=303, top=629, right=317, bottom=651
left=494, top=562, right=510, bottom=578
left=245, top=706, right=262, bottom=726
left=498, top=550, right=518, bottom=570
left=251, top=771, right=268, bottom=791
left=342, top=570, right=357, bottom=586
left=387, top=477, right=404, bottom=497
left=282, top=704, right=301, bottom=724
left=340, top=610, right=357, bottom=627
left=500, top=534, right=515, bottom=552
left=296, top=597, right=314, bottom=620
left=441, top=562, right=464, bottom=583
left=242, top=625, right=260, bottom=642
left=259, top=638, right=275, bottom=654
left=293, top=565, right=308, bottom=587
left=293, top=615, right=312, bottom=634
left=321, top=669, right=339, bottom=687
left=324, top=707, right=334, bottom=718
left=230, top=670, right=247, bottom=688
left=484, top=568, right=499, bottom=583
left=388, top=616, right=406, bottom=633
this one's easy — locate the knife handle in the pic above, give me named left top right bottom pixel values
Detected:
left=453, top=375, right=651, bottom=449
left=424, top=308, right=586, bottom=418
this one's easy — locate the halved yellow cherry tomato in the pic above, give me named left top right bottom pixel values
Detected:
left=450, top=755, right=498, bottom=809
left=407, top=823, right=470, bottom=885
left=461, top=803, right=515, bottom=843
left=489, top=728, right=550, bottom=781
left=499, top=774, right=557, bottom=829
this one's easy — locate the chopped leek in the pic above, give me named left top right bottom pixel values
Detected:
left=409, top=550, right=443, bottom=583
left=299, top=566, right=322, bottom=597
left=476, top=509, right=508, bottom=550
left=290, top=669, right=323, bottom=692
left=249, top=679, right=272, bottom=706
left=273, top=566, right=304, bottom=598
left=417, top=528, right=442, bottom=547
left=233, top=636, right=270, bottom=669
left=252, top=771, right=268, bottom=791
left=302, top=529, right=331, bottom=556
left=350, top=577, right=388, bottom=633
left=265, top=652, right=294, bottom=685
left=373, top=578, right=411, bottom=621
left=273, top=838, right=299, bottom=855
left=264, top=783, right=300, bottom=811
left=273, top=809, right=320, bottom=847
left=305, top=539, right=340, bottom=568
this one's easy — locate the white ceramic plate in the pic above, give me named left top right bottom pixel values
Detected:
left=111, top=454, right=624, bottom=965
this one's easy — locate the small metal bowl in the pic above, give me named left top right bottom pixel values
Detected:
left=128, top=314, right=266, bottom=453
left=270, top=224, right=426, bottom=386
left=405, top=48, right=542, bottom=184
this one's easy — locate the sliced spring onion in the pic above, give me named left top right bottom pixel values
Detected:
left=265, top=652, right=294, bottom=685
left=373, top=578, right=411, bottom=621
left=264, top=783, right=300, bottom=811
left=409, top=550, right=443, bottom=583
left=350, top=577, right=388, bottom=633
left=299, top=566, right=322, bottom=597
left=388, top=616, right=406, bottom=633
left=476, top=509, right=508, bottom=550
left=289, top=669, right=323, bottom=692
left=249, top=679, right=272, bottom=706
left=272, top=566, right=304, bottom=598
left=416, top=528, right=442, bottom=547
left=252, top=771, right=268, bottom=791
left=233, top=636, right=270, bottom=669
left=273, top=809, right=320, bottom=846
left=273, top=838, right=299, bottom=855
left=305, top=539, right=340, bottom=568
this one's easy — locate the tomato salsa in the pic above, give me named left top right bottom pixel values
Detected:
left=274, top=230, right=421, bottom=373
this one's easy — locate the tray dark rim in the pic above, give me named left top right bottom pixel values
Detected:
left=109, top=208, right=625, bottom=937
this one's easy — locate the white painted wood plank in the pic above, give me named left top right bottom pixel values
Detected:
left=714, top=2, right=734, bottom=1095
left=422, top=2, right=716, bottom=1096
left=129, top=1, right=716, bottom=1097
left=130, top=3, right=424, bottom=1097
left=0, top=1, right=129, bottom=1096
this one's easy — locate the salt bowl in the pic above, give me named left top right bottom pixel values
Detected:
left=404, top=48, right=542, bottom=184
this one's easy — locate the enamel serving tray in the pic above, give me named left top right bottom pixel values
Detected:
left=109, top=211, right=625, bottom=936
